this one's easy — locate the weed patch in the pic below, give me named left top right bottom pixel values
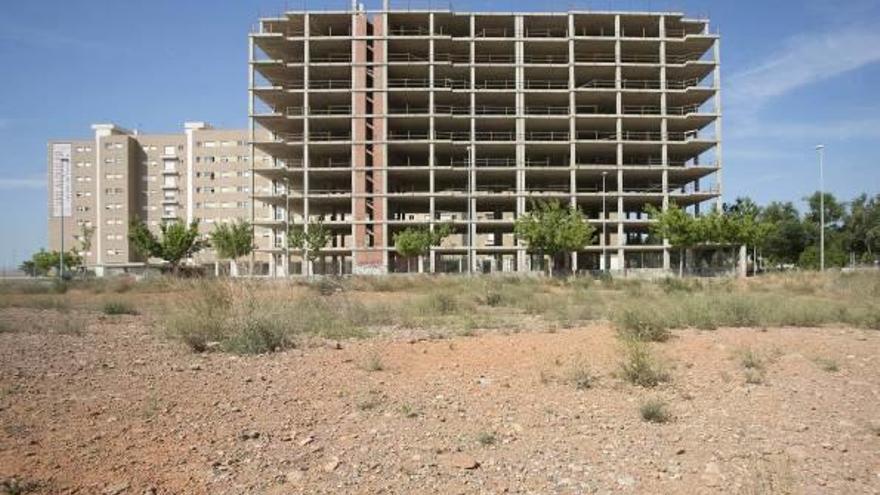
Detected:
left=102, top=301, right=138, bottom=316
left=640, top=399, right=671, bottom=423
left=618, top=339, right=670, bottom=387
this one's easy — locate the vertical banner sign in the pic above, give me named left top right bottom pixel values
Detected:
left=52, top=143, right=72, bottom=218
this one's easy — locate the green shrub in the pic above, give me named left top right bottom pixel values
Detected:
left=102, top=301, right=138, bottom=315
left=739, top=349, right=765, bottom=370
left=618, top=339, right=670, bottom=387
left=483, top=291, right=503, bottom=307
left=566, top=358, right=595, bottom=390
left=400, top=404, right=419, bottom=418
left=615, top=306, right=672, bottom=342
left=162, top=282, right=230, bottom=352
left=363, top=353, right=384, bottom=372
left=416, top=290, right=464, bottom=316
left=310, top=277, right=342, bottom=296
left=477, top=431, right=497, bottom=446
left=815, top=357, right=839, bottom=372
left=660, top=277, right=694, bottom=293
left=640, top=399, right=671, bottom=423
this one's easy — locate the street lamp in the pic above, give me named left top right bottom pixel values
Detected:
left=815, top=144, right=825, bottom=272
left=602, top=171, right=608, bottom=271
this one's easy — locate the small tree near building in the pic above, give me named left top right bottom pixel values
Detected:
left=514, top=200, right=595, bottom=276
left=209, top=220, right=253, bottom=277
left=393, top=223, right=453, bottom=272
left=129, top=218, right=205, bottom=275
left=646, top=203, right=699, bottom=277
left=24, top=249, right=83, bottom=277
left=287, top=220, right=331, bottom=276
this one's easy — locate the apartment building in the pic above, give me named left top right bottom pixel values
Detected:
left=47, top=123, right=273, bottom=275
left=250, top=6, right=722, bottom=275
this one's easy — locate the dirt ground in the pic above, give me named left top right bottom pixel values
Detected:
left=1, top=308, right=878, bottom=494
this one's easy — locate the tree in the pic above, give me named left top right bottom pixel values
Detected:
left=209, top=220, right=253, bottom=277
left=514, top=200, right=595, bottom=276
left=724, top=197, right=772, bottom=274
left=78, top=224, right=95, bottom=254
left=393, top=223, right=453, bottom=272
left=26, top=249, right=82, bottom=277
left=758, top=201, right=807, bottom=267
left=129, top=218, right=205, bottom=275
left=19, top=260, right=37, bottom=277
left=843, top=193, right=880, bottom=262
left=804, top=191, right=845, bottom=226
left=646, top=203, right=699, bottom=276
left=287, top=220, right=331, bottom=275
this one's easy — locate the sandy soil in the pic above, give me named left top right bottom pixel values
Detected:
left=0, top=308, right=878, bottom=494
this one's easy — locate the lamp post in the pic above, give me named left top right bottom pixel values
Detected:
left=602, top=171, right=608, bottom=271
left=815, top=144, right=825, bottom=272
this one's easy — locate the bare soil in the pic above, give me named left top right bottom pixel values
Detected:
left=1, top=308, right=878, bottom=494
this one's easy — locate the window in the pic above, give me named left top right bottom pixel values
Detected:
left=164, top=146, right=176, bottom=155
left=203, top=141, right=217, bottom=148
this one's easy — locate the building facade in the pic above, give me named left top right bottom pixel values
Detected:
left=48, top=7, right=721, bottom=277
left=250, top=7, right=722, bottom=275
left=47, top=123, right=274, bottom=275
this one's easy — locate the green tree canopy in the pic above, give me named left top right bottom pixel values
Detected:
left=23, top=249, right=82, bottom=277
left=287, top=220, right=331, bottom=274
left=209, top=220, right=253, bottom=276
left=514, top=200, right=595, bottom=275
left=129, top=218, right=205, bottom=274
left=758, top=201, right=807, bottom=266
left=393, top=224, right=453, bottom=271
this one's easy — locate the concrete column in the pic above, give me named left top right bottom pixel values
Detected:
left=713, top=37, right=723, bottom=210
left=515, top=14, right=526, bottom=273
left=428, top=12, right=436, bottom=273
left=468, top=14, right=476, bottom=274
left=659, top=16, right=671, bottom=271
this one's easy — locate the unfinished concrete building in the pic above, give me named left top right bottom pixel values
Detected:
left=251, top=6, right=721, bottom=275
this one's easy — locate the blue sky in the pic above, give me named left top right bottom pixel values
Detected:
left=1, top=0, right=879, bottom=267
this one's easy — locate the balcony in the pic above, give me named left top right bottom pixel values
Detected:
left=524, top=80, right=569, bottom=90
left=522, top=54, right=569, bottom=64
left=388, top=26, right=431, bottom=37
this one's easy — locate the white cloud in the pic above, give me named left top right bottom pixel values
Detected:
left=0, top=178, right=44, bottom=190
left=727, top=27, right=880, bottom=112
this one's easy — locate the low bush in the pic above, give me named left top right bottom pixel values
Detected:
left=618, top=339, right=670, bottom=387
left=363, top=353, right=384, bottom=372
left=815, top=357, right=839, bottom=372
left=566, top=356, right=596, bottom=390
left=477, top=431, right=497, bottom=446
left=102, top=301, right=138, bottom=316
left=615, top=306, right=672, bottom=342
left=640, top=399, right=671, bottom=423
